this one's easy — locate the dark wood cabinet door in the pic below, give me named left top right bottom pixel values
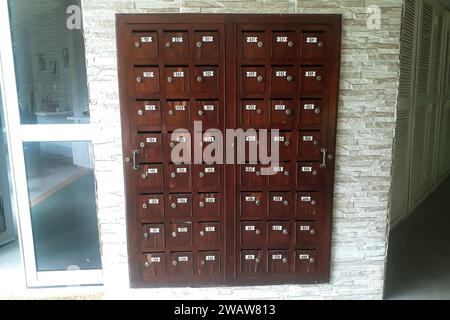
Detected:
left=118, top=14, right=340, bottom=287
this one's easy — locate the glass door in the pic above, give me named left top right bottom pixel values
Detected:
left=0, top=0, right=102, bottom=286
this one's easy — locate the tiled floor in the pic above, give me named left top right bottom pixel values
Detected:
left=384, top=176, right=450, bottom=300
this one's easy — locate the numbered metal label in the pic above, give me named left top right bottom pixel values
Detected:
left=144, top=104, right=157, bottom=111
left=202, top=35, right=214, bottom=42
left=141, top=36, right=153, bottom=43
left=172, top=36, right=183, bottom=43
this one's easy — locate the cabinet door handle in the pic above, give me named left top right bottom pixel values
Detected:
left=132, top=150, right=139, bottom=171
left=320, top=148, right=327, bottom=168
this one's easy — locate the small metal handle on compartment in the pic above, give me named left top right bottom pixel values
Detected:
left=320, top=148, right=327, bottom=168
left=132, top=150, right=139, bottom=171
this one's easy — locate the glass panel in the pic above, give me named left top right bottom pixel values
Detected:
left=23, top=141, right=101, bottom=271
left=8, top=0, right=89, bottom=124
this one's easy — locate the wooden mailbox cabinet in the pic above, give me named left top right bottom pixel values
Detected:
left=117, top=14, right=341, bottom=287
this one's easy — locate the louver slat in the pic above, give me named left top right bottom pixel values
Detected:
left=417, top=3, right=433, bottom=94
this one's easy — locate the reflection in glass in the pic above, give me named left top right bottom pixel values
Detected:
left=8, top=0, right=89, bottom=124
left=24, top=141, right=101, bottom=271
left=0, top=198, right=5, bottom=234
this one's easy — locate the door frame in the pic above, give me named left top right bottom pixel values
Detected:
left=0, top=0, right=102, bottom=287
left=0, top=86, right=16, bottom=247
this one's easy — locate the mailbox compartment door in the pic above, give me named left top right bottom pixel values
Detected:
left=240, top=250, right=265, bottom=274
left=165, top=164, right=192, bottom=190
left=242, top=66, right=266, bottom=94
left=299, top=99, right=323, bottom=128
left=193, top=100, right=220, bottom=129
left=142, top=224, right=165, bottom=250
left=271, top=131, right=295, bottom=160
left=167, top=222, right=193, bottom=249
left=241, top=221, right=267, bottom=248
left=268, top=162, right=295, bottom=187
left=298, top=131, right=322, bottom=161
left=297, top=162, right=323, bottom=190
left=164, top=100, right=190, bottom=129
left=135, top=133, right=163, bottom=162
left=169, top=252, right=193, bottom=276
left=165, top=66, right=190, bottom=95
left=138, top=164, right=164, bottom=191
left=134, top=67, right=160, bottom=98
left=242, top=31, right=267, bottom=60
left=271, top=66, right=297, bottom=93
left=300, top=66, right=324, bottom=96
left=132, top=32, right=158, bottom=59
left=268, top=250, right=291, bottom=273
left=272, top=31, right=296, bottom=60
left=240, top=192, right=266, bottom=219
left=295, top=249, right=317, bottom=274
left=301, top=32, right=325, bottom=60
left=240, top=164, right=267, bottom=188
left=135, top=100, right=162, bottom=129
left=198, top=251, right=221, bottom=275
left=143, top=253, right=165, bottom=277
left=240, top=99, right=266, bottom=128
left=296, top=192, right=323, bottom=220
left=270, top=99, right=295, bottom=128
left=296, top=221, right=320, bottom=248
left=165, top=194, right=192, bottom=218
left=268, top=221, right=291, bottom=248
left=192, top=66, right=219, bottom=93
left=196, top=222, right=221, bottom=249
left=195, top=164, right=220, bottom=190
left=139, top=194, right=164, bottom=220
left=194, top=193, right=220, bottom=218
left=162, top=31, right=189, bottom=60
left=194, top=31, right=219, bottom=59
left=268, top=192, right=293, bottom=218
